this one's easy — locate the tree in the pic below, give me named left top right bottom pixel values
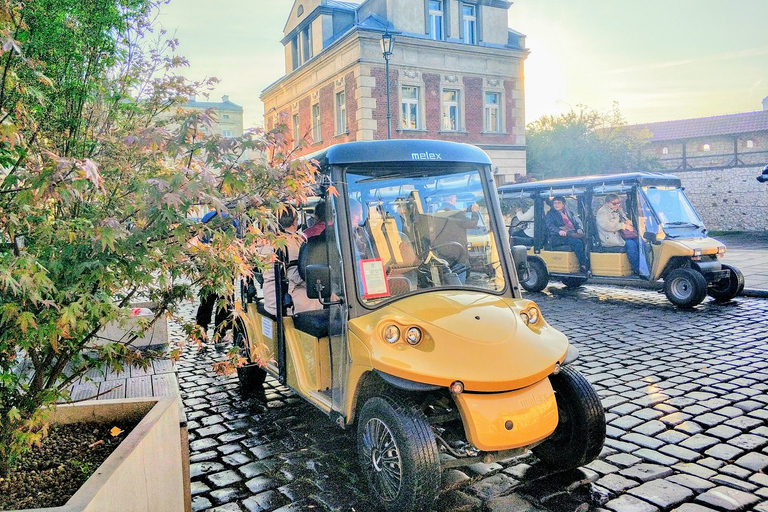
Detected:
left=525, top=103, right=661, bottom=180
left=0, top=0, right=316, bottom=476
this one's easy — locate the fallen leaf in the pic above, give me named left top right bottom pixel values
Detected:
left=110, top=426, right=123, bottom=437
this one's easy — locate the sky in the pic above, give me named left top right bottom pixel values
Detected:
left=156, top=0, right=768, bottom=129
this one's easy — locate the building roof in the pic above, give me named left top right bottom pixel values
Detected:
left=324, top=0, right=361, bottom=9
left=633, top=109, right=768, bottom=142
left=184, top=96, right=243, bottom=112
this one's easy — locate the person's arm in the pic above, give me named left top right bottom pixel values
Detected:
left=517, top=206, right=535, bottom=222
left=544, top=211, right=561, bottom=237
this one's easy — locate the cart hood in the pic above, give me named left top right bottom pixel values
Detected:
left=350, top=291, right=570, bottom=392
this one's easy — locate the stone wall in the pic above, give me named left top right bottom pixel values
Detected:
left=675, top=164, right=768, bottom=232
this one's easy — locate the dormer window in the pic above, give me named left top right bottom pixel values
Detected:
left=462, top=4, right=477, bottom=44
left=702, top=143, right=711, bottom=152
left=429, top=1, right=444, bottom=41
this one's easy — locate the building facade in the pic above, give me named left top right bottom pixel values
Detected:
left=632, top=106, right=768, bottom=232
left=182, top=95, right=244, bottom=138
left=261, top=0, right=529, bottom=184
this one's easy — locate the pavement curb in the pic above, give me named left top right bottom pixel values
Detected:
left=742, top=288, right=768, bottom=298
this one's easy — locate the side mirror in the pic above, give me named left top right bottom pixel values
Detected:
left=511, top=245, right=528, bottom=265
left=306, top=264, right=331, bottom=299
left=643, top=231, right=657, bottom=243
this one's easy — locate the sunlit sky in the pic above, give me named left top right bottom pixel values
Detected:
left=157, top=0, right=768, bottom=129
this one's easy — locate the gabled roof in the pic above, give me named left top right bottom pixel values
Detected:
left=633, top=110, right=768, bottom=142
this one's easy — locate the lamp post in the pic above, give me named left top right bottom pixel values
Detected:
left=380, top=31, right=395, bottom=139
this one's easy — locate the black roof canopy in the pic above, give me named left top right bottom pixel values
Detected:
left=498, top=172, right=682, bottom=199
left=305, top=140, right=493, bottom=167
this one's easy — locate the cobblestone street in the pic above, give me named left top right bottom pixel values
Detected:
left=175, top=285, right=768, bottom=512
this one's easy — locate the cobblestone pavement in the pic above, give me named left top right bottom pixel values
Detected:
left=174, top=286, right=768, bottom=512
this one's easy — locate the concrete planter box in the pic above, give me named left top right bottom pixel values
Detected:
left=13, top=397, right=187, bottom=512
left=95, top=302, right=168, bottom=350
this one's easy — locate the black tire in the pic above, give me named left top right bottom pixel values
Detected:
left=560, top=276, right=587, bottom=289
left=533, top=366, right=605, bottom=471
left=664, top=268, right=707, bottom=308
left=233, top=321, right=266, bottom=391
left=357, top=396, right=440, bottom=512
left=521, top=257, right=549, bottom=292
left=707, top=264, right=745, bottom=302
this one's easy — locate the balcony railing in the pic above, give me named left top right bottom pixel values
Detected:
left=657, top=149, right=768, bottom=172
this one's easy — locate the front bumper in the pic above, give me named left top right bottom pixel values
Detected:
left=453, top=378, right=558, bottom=451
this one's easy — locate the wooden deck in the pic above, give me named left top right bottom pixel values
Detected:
left=67, top=358, right=179, bottom=402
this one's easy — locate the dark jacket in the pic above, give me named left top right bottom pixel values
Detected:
left=545, top=207, right=582, bottom=240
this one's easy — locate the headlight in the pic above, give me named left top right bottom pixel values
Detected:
left=383, top=325, right=400, bottom=344
left=717, top=246, right=726, bottom=257
left=405, top=327, right=422, bottom=346
left=519, top=305, right=542, bottom=327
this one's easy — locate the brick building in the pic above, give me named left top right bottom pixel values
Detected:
left=632, top=104, right=768, bottom=231
left=260, top=0, right=529, bottom=184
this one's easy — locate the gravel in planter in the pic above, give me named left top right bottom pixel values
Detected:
left=0, top=419, right=140, bottom=509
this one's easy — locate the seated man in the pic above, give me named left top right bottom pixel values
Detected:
left=509, top=204, right=534, bottom=244
left=261, top=206, right=322, bottom=317
left=544, top=196, right=588, bottom=272
left=596, top=194, right=640, bottom=274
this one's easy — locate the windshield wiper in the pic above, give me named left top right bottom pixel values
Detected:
left=664, top=221, right=701, bottom=228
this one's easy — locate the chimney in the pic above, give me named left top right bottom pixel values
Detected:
left=222, top=95, right=230, bottom=103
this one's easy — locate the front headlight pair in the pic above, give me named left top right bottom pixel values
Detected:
left=382, top=324, right=423, bottom=346
left=519, top=304, right=542, bottom=327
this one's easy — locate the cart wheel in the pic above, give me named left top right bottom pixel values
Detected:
left=560, top=276, right=587, bottom=289
left=707, top=264, right=744, bottom=303
left=357, top=396, right=440, bottom=512
left=664, top=268, right=707, bottom=308
left=533, top=366, right=605, bottom=471
left=520, top=258, right=549, bottom=292
left=233, top=321, right=266, bottom=392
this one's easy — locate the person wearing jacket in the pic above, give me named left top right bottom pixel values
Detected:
left=596, top=194, right=640, bottom=274
left=545, top=196, right=588, bottom=272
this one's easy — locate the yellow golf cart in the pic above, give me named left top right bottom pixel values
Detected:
left=234, top=140, right=605, bottom=511
left=499, top=173, right=744, bottom=308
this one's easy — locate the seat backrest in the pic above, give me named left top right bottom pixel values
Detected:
left=298, top=233, right=328, bottom=281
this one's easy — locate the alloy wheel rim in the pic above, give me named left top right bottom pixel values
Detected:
left=362, top=418, right=402, bottom=501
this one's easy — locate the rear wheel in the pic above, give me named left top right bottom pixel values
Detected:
left=533, top=366, right=605, bottom=471
left=357, top=396, right=440, bottom=512
left=560, top=276, right=587, bottom=289
left=521, top=258, right=549, bottom=292
left=707, top=264, right=744, bottom=303
left=233, top=321, right=266, bottom=392
left=664, top=268, right=707, bottom=308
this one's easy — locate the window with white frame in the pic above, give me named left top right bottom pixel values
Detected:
left=292, top=113, right=300, bottom=146
left=222, top=130, right=232, bottom=137
left=429, top=1, right=443, bottom=40
left=335, top=90, right=347, bottom=134
left=302, top=25, right=312, bottom=63
left=312, top=103, right=321, bottom=142
left=442, top=89, right=460, bottom=131
left=484, top=92, right=501, bottom=132
left=401, top=86, right=421, bottom=130
left=462, top=4, right=476, bottom=44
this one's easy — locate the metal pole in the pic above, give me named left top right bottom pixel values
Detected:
left=385, top=55, right=392, bottom=139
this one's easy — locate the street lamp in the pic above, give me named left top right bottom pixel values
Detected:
left=380, top=30, right=395, bottom=139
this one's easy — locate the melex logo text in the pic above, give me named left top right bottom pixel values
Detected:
left=411, top=152, right=442, bottom=160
